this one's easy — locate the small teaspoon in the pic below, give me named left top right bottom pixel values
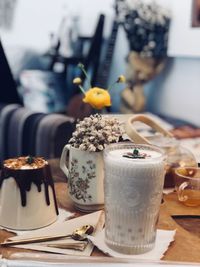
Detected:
left=0, top=224, right=94, bottom=247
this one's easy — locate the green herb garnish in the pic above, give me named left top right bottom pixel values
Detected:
left=26, top=156, right=34, bottom=164
left=133, top=148, right=139, bottom=156
left=123, top=148, right=146, bottom=159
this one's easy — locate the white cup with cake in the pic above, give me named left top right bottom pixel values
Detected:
left=0, top=156, right=58, bottom=230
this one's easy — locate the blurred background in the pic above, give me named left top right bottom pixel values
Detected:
left=0, top=0, right=200, bottom=126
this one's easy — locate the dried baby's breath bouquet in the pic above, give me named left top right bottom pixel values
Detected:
left=69, top=114, right=123, bottom=152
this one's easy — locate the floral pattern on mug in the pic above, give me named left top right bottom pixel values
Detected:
left=68, top=158, right=96, bottom=202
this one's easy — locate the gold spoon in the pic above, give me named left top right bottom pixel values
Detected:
left=46, top=241, right=88, bottom=251
left=0, top=224, right=94, bottom=247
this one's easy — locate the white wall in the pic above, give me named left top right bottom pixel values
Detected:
left=145, top=0, right=200, bottom=126
left=0, top=0, right=114, bottom=51
left=145, top=58, right=200, bottom=126
left=167, top=0, right=200, bottom=57
left=1, top=0, right=199, bottom=57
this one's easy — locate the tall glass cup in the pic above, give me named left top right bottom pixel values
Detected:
left=104, top=142, right=165, bottom=254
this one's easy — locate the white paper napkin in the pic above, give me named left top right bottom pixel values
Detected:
left=88, top=229, right=176, bottom=260
left=8, top=210, right=105, bottom=256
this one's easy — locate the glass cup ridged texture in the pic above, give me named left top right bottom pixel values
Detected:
left=103, top=143, right=165, bottom=254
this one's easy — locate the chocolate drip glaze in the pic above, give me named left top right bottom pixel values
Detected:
left=0, top=165, right=59, bottom=215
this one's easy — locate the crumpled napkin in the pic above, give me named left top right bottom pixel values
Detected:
left=88, top=228, right=176, bottom=260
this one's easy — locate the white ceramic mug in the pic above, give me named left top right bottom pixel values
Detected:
left=60, top=145, right=104, bottom=212
left=0, top=163, right=58, bottom=230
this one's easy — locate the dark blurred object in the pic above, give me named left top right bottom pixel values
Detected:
left=48, top=158, right=67, bottom=182
left=95, top=2, right=122, bottom=114
left=19, top=14, right=105, bottom=115
left=0, top=104, right=75, bottom=163
left=96, top=6, right=120, bottom=88
left=158, top=114, right=198, bottom=129
left=5, top=46, right=49, bottom=84
left=47, top=14, right=105, bottom=89
left=20, top=70, right=68, bottom=113
left=171, top=126, right=200, bottom=139
left=0, top=39, right=22, bottom=104
left=66, top=6, right=124, bottom=117
left=66, top=94, right=92, bottom=120
left=66, top=14, right=105, bottom=119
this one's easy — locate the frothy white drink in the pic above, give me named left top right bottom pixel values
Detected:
left=107, top=148, right=162, bottom=162
left=104, top=143, right=165, bottom=255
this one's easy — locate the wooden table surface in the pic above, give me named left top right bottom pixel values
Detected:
left=0, top=158, right=200, bottom=263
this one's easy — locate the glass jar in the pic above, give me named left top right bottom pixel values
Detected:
left=125, top=114, right=197, bottom=187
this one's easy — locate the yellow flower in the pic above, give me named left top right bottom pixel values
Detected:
left=73, top=77, right=82, bottom=85
left=117, top=75, right=126, bottom=83
left=73, top=63, right=126, bottom=110
left=83, top=87, right=111, bottom=109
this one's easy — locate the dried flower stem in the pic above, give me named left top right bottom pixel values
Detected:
left=78, top=63, right=92, bottom=88
left=78, top=85, right=86, bottom=95
left=107, top=81, right=117, bottom=92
